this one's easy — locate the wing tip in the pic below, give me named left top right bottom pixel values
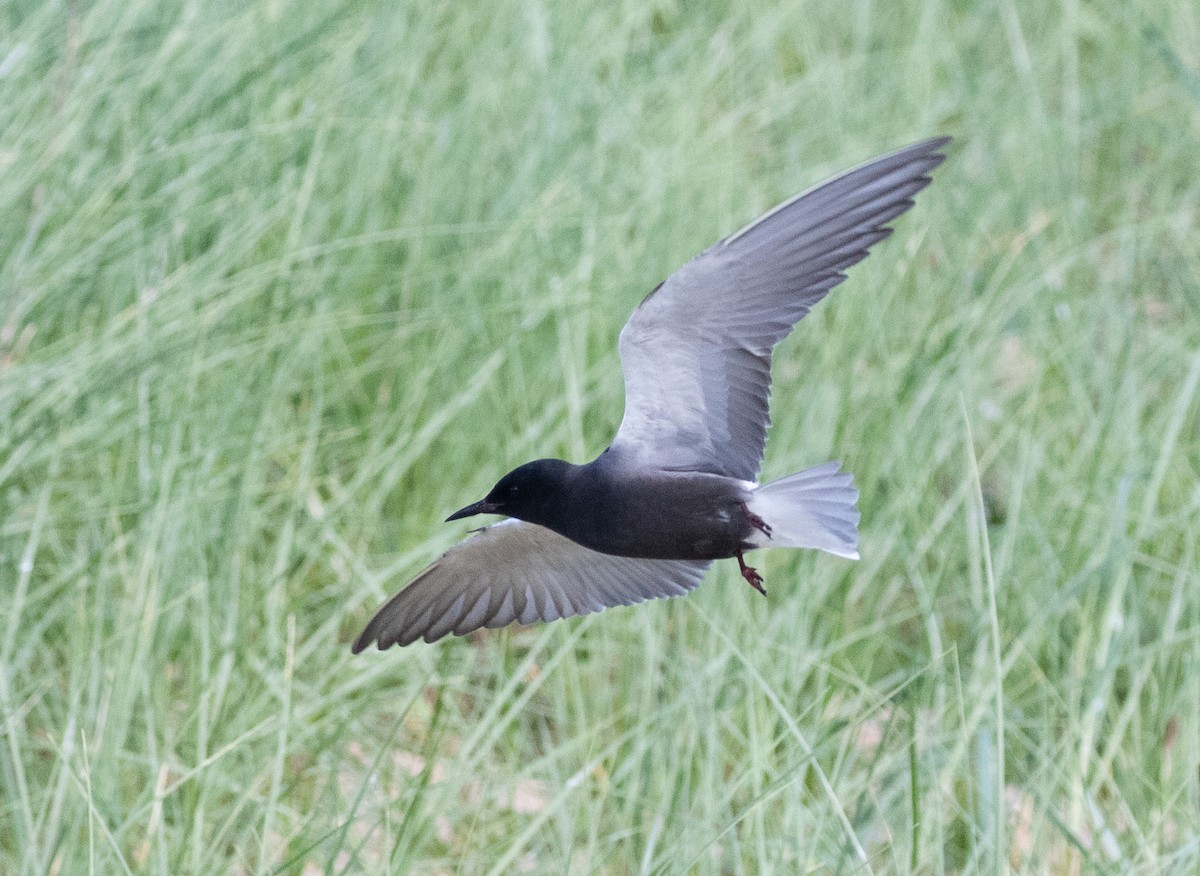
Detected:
left=721, top=134, right=952, bottom=248
left=351, top=618, right=384, bottom=653
left=350, top=624, right=399, bottom=653
left=910, top=134, right=953, bottom=159
left=912, top=135, right=953, bottom=173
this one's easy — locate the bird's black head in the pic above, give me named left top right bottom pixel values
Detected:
left=446, top=459, right=574, bottom=526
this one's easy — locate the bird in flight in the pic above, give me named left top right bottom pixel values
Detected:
left=354, top=137, right=950, bottom=651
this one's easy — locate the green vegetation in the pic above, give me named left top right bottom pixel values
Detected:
left=3, top=0, right=1199, bottom=872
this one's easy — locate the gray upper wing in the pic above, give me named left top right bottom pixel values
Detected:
left=610, top=137, right=950, bottom=480
left=352, top=519, right=710, bottom=650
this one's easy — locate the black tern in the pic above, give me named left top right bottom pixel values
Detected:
left=353, top=137, right=950, bottom=651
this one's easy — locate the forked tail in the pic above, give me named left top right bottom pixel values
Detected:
left=744, top=461, right=860, bottom=559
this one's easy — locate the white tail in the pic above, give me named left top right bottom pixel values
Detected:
left=744, top=461, right=860, bottom=559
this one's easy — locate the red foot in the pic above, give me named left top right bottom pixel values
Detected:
left=737, top=550, right=767, bottom=597
left=741, top=502, right=772, bottom=538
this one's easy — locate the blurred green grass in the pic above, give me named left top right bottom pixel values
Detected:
left=2, top=0, right=1199, bottom=872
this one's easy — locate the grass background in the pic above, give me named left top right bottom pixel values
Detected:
left=3, top=0, right=1200, bottom=872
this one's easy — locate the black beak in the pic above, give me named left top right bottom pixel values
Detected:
left=446, top=498, right=500, bottom=522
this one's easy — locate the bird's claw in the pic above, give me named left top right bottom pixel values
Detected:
left=741, top=503, right=772, bottom=538
left=737, top=551, right=767, bottom=597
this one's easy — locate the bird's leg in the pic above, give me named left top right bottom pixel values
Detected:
left=736, top=550, right=767, bottom=597
left=740, top=502, right=772, bottom=539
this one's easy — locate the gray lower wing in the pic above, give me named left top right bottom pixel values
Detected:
left=353, top=520, right=710, bottom=650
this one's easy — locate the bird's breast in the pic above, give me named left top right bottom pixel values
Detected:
left=553, top=468, right=755, bottom=561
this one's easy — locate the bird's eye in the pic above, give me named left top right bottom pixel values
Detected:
left=508, top=485, right=519, bottom=496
